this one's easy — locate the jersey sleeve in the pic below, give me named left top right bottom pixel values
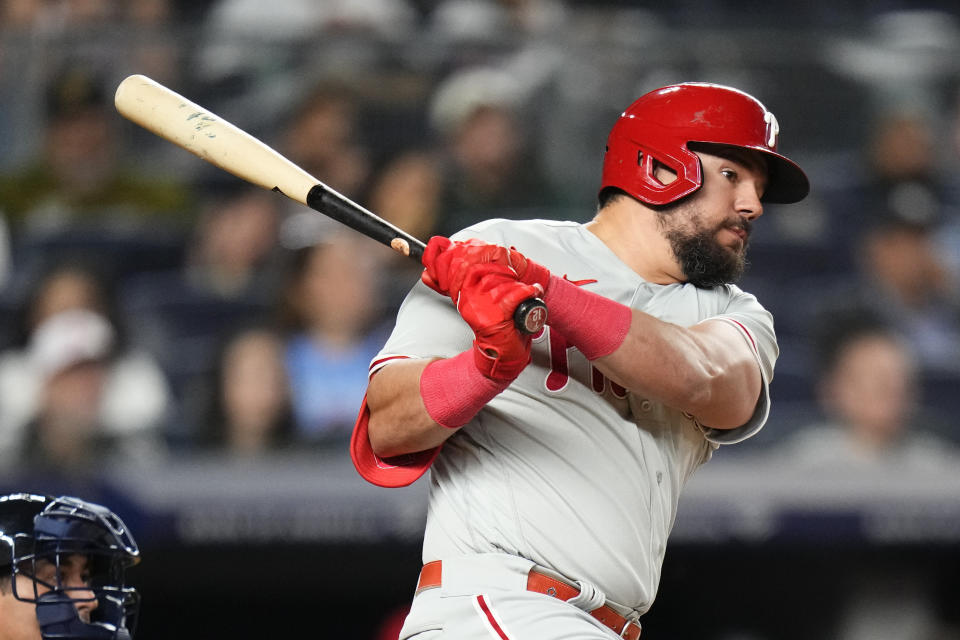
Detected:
left=379, top=281, right=474, bottom=360
left=698, top=290, right=778, bottom=445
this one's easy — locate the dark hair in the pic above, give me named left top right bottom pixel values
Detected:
left=598, top=186, right=629, bottom=209
left=192, top=323, right=296, bottom=450
left=8, top=257, right=124, bottom=350
left=44, top=66, right=108, bottom=121
left=274, top=243, right=323, bottom=334
left=811, top=306, right=896, bottom=378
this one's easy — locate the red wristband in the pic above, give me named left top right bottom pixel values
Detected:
left=543, top=275, right=632, bottom=360
left=420, top=351, right=510, bottom=428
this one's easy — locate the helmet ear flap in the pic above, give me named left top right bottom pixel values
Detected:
left=633, top=142, right=702, bottom=206
left=603, top=132, right=702, bottom=206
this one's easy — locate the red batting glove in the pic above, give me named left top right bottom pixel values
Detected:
left=420, top=235, right=453, bottom=294
left=422, top=237, right=509, bottom=297
left=456, top=262, right=540, bottom=381
left=421, top=236, right=552, bottom=302
left=506, top=246, right=551, bottom=295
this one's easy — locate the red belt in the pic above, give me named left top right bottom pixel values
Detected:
left=416, top=560, right=642, bottom=639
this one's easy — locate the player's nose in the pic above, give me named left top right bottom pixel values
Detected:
left=73, top=588, right=99, bottom=622
left=736, top=183, right=764, bottom=221
left=63, top=576, right=99, bottom=620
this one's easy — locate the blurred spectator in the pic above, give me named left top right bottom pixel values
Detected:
left=115, top=0, right=186, bottom=98
left=936, top=86, right=960, bottom=285
left=814, top=206, right=960, bottom=376
left=0, top=216, right=10, bottom=289
left=275, top=232, right=390, bottom=445
left=860, top=109, right=948, bottom=229
left=0, top=0, right=188, bottom=172
left=427, top=0, right=569, bottom=41
left=278, top=79, right=373, bottom=204
left=0, top=0, right=114, bottom=32
left=777, top=312, right=957, bottom=470
left=192, top=325, right=296, bottom=456
left=6, top=309, right=168, bottom=473
left=365, top=148, right=445, bottom=306
left=428, top=66, right=559, bottom=237
left=810, top=109, right=960, bottom=375
left=181, top=186, right=285, bottom=301
left=821, top=106, right=952, bottom=253
left=115, top=186, right=283, bottom=424
left=424, top=0, right=570, bottom=83
left=0, top=65, right=194, bottom=238
left=776, top=308, right=960, bottom=640
left=196, top=0, right=418, bottom=83
left=0, top=260, right=171, bottom=468
left=367, top=149, right=444, bottom=243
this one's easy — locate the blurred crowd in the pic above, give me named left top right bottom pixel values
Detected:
left=0, top=0, right=959, bottom=477
left=2, top=1, right=960, bottom=639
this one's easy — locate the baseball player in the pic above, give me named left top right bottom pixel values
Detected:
left=350, top=83, right=809, bottom=638
left=0, top=493, right=140, bottom=640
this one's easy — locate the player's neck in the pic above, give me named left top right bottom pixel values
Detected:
left=586, top=200, right=685, bottom=285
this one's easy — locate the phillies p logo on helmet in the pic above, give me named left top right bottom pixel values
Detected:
left=764, top=111, right=780, bottom=149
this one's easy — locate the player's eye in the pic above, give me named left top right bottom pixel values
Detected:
left=36, top=567, right=58, bottom=584
left=721, top=168, right=737, bottom=181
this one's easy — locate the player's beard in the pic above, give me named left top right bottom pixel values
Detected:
left=657, top=206, right=751, bottom=288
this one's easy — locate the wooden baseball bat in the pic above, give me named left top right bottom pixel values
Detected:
left=114, top=74, right=546, bottom=334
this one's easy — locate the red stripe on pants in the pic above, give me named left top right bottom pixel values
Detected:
left=476, top=595, right=511, bottom=639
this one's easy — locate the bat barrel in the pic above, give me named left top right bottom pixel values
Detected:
left=114, top=74, right=543, bottom=334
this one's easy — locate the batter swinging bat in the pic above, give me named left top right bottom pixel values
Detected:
left=113, top=74, right=546, bottom=334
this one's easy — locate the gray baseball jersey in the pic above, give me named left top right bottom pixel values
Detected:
left=370, top=218, right=777, bottom=615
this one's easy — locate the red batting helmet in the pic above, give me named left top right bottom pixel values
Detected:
left=600, top=82, right=810, bottom=206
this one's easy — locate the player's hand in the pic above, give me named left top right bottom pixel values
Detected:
left=422, top=237, right=507, bottom=297
left=456, top=262, right=539, bottom=381
left=421, top=236, right=552, bottom=301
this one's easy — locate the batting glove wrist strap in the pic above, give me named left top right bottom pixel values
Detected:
left=509, top=247, right=551, bottom=294
left=420, top=351, right=510, bottom=428
left=472, top=333, right=531, bottom=380
left=544, top=275, right=632, bottom=360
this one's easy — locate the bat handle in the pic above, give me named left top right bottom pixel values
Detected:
left=303, top=185, right=545, bottom=334
left=513, top=297, right=547, bottom=335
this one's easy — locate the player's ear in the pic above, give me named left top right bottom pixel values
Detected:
left=651, top=157, right=678, bottom=185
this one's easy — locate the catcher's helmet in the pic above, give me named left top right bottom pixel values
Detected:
left=0, top=494, right=140, bottom=640
left=600, top=82, right=809, bottom=206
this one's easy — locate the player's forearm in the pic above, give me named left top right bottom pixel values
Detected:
left=592, top=313, right=761, bottom=428
left=366, top=350, right=516, bottom=456
left=366, top=359, right=456, bottom=458
left=544, top=275, right=759, bottom=428
left=372, top=257, right=539, bottom=458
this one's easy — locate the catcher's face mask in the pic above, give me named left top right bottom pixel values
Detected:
left=1, top=495, right=140, bottom=640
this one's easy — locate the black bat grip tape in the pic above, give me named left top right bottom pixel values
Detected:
left=305, top=184, right=546, bottom=335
